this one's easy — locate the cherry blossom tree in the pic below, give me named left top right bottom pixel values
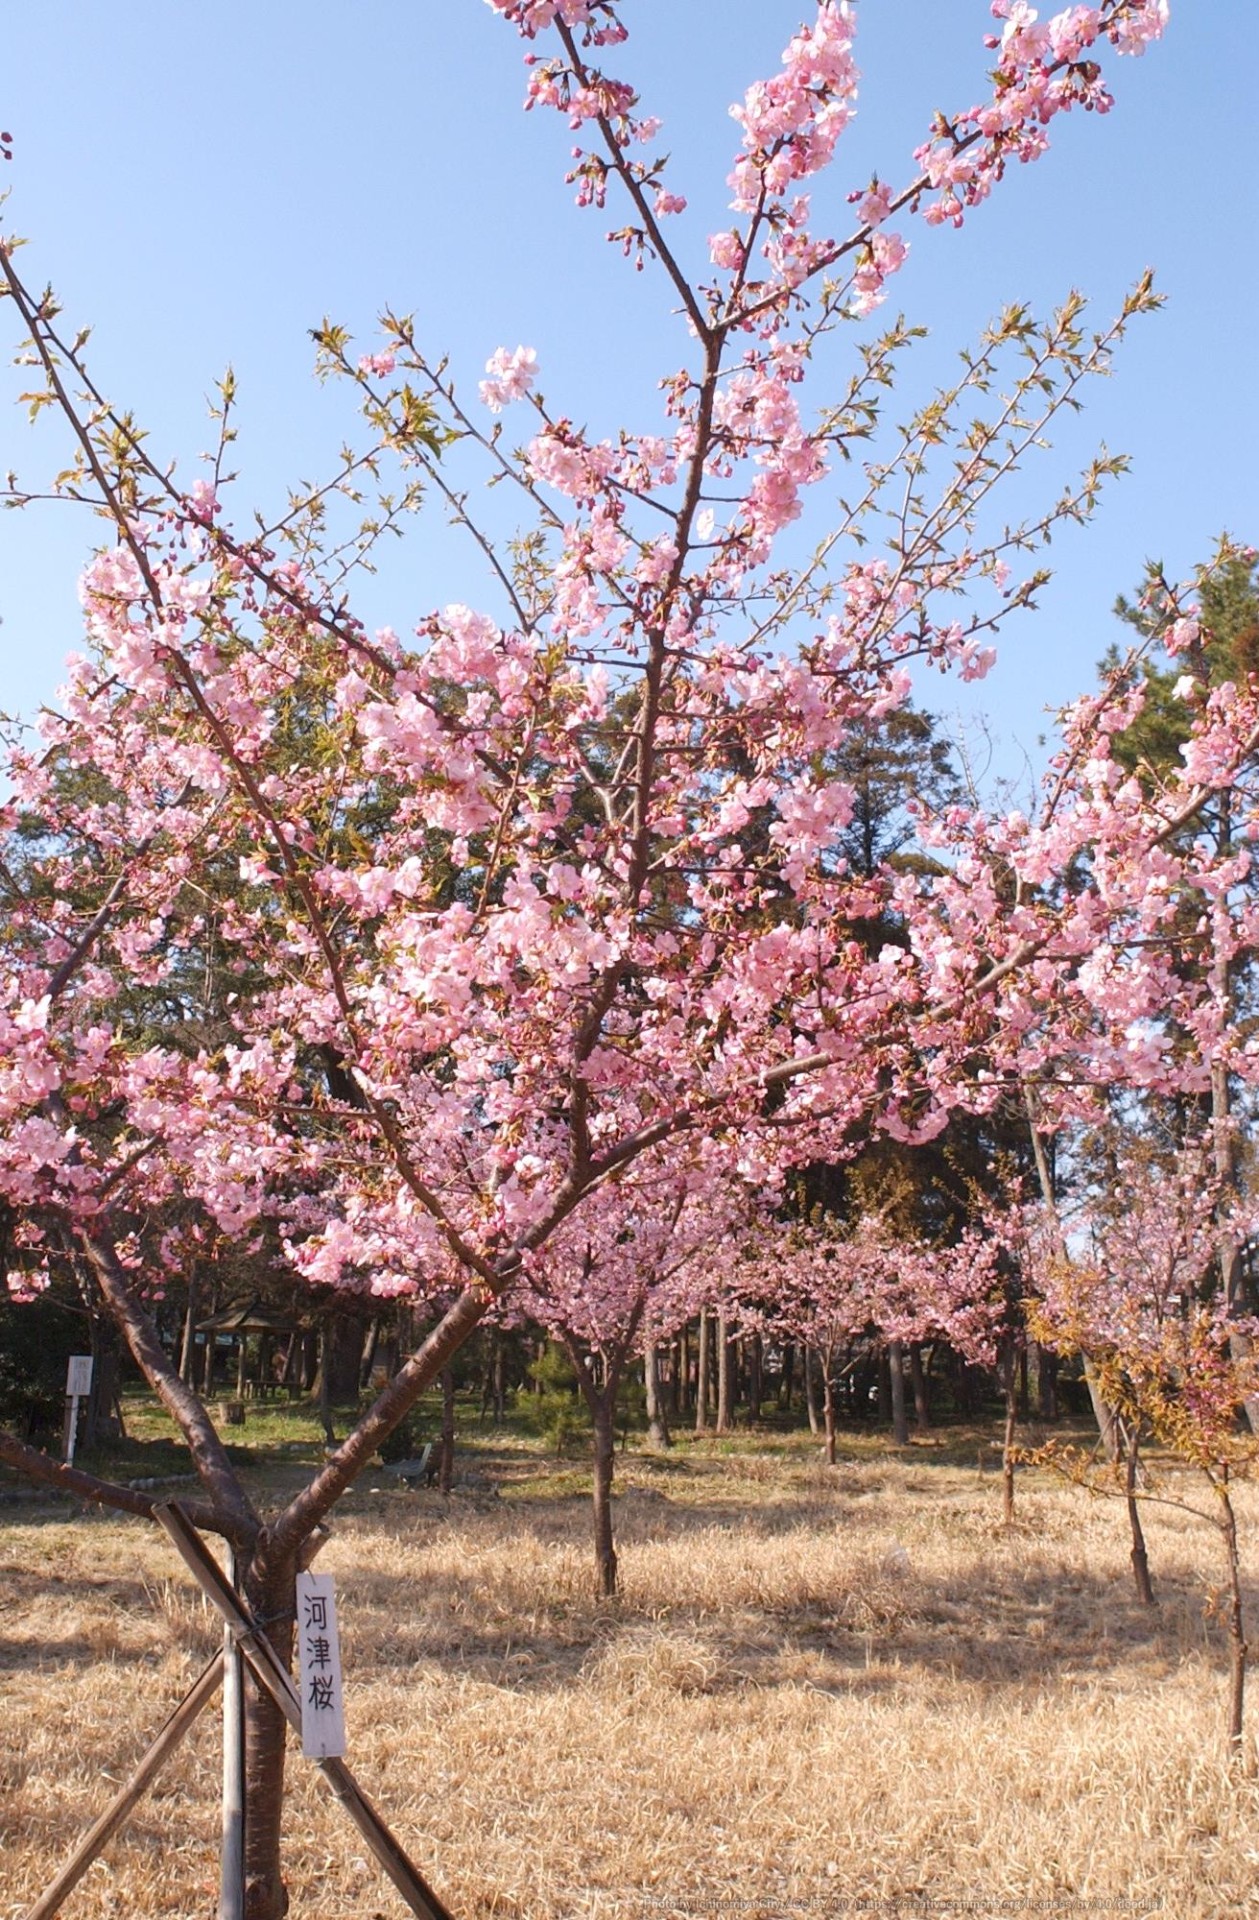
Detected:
left=734, top=1210, right=1005, bottom=1464
left=510, top=1159, right=749, bottom=1593
left=0, top=3, right=1179, bottom=1912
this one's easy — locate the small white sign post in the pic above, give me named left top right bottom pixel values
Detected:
left=64, top=1356, right=94, bottom=1466
left=296, top=1571, right=346, bottom=1760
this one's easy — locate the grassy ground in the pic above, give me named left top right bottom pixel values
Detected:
left=2, top=1402, right=1257, bottom=1918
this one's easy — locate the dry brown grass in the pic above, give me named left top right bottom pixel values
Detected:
left=3, top=1433, right=1258, bottom=1918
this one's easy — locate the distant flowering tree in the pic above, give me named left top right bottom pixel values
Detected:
left=0, top=4, right=1184, bottom=1913
left=735, top=1211, right=1005, bottom=1464
left=511, top=1160, right=748, bottom=1594
left=1025, top=1131, right=1259, bottom=1764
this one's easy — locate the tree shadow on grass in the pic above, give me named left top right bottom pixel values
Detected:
left=328, top=1484, right=1230, bottom=1702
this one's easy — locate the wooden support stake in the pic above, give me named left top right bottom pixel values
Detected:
left=153, top=1504, right=456, bottom=1920
left=25, top=1655, right=224, bottom=1920
left=220, top=1547, right=246, bottom=1920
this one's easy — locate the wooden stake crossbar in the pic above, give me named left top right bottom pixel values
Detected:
left=153, top=1503, right=456, bottom=1920
left=24, top=1655, right=225, bottom=1920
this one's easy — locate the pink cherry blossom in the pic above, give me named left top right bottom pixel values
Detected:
left=479, top=343, right=539, bottom=413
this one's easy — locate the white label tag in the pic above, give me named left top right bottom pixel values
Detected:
left=65, top=1356, right=94, bottom=1399
left=296, top=1571, right=346, bottom=1759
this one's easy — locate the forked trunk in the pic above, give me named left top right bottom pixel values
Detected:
left=592, top=1400, right=618, bottom=1598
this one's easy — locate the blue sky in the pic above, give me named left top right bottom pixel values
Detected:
left=1, top=2, right=1254, bottom=794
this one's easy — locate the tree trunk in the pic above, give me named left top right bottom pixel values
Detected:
left=592, top=1399, right=618, bottom=1598
left=239, top=1552, right=297, bottom=1920
left=1000, top=1337, right=1018, bottom=1526
left=492, top=1333, right=506, bottom=1423
left=317, top=1332, right=335, bottom=1449
left=179, top=1270, right=199, bottom=1386
left=909, top=1342, right=930, bottom=1432
left=438, top=1365, right=456, bottom=1493
left=1036, top=1343, right=1059, bottom=1421
left=747, top=1331, right=763, bottom=1425
left=1123, top=1428, right=1155, bottom=1606
left=695, top=1309, right=711, bottom=1434
left=325, top=1313, right=365, bottom=1403
left=1083, top=1356, right=1121, bottom=1463
left=804, top=1344, right=820, bottom=1437
left=877, top=1349, right=892, bottom=1428
left=675, top=1325, right=689, bottom=1416
left=1024, top=1082, right=1120, bottom=1458
left=83, top=1313, right=120, bottom=1450
left=645, top=1343, right=671, bottom=1449
left=1219, top=1472, right=1251, bottom=1769
left=715, top=1311, right=732, bottom=1434
left=822, top=1359, right=837, bottom=1467
left=358, top=1316, right=380, bottom=1393
left=780, top=1341, right=795, bottom=1413
left=888, top=1340, right=909, bottom=1446
left=279, top=1333, right=300, bottom=1393
left=36, top=1236, right=516, bottom=1920
left=1211, top=940, right=1259, bottom=1431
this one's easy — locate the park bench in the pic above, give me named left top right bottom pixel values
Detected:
left=380, top=1444, right=439, bottom=1488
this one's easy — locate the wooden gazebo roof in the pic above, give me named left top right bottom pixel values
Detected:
left=196, top=1297, right=297, bottom=1335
